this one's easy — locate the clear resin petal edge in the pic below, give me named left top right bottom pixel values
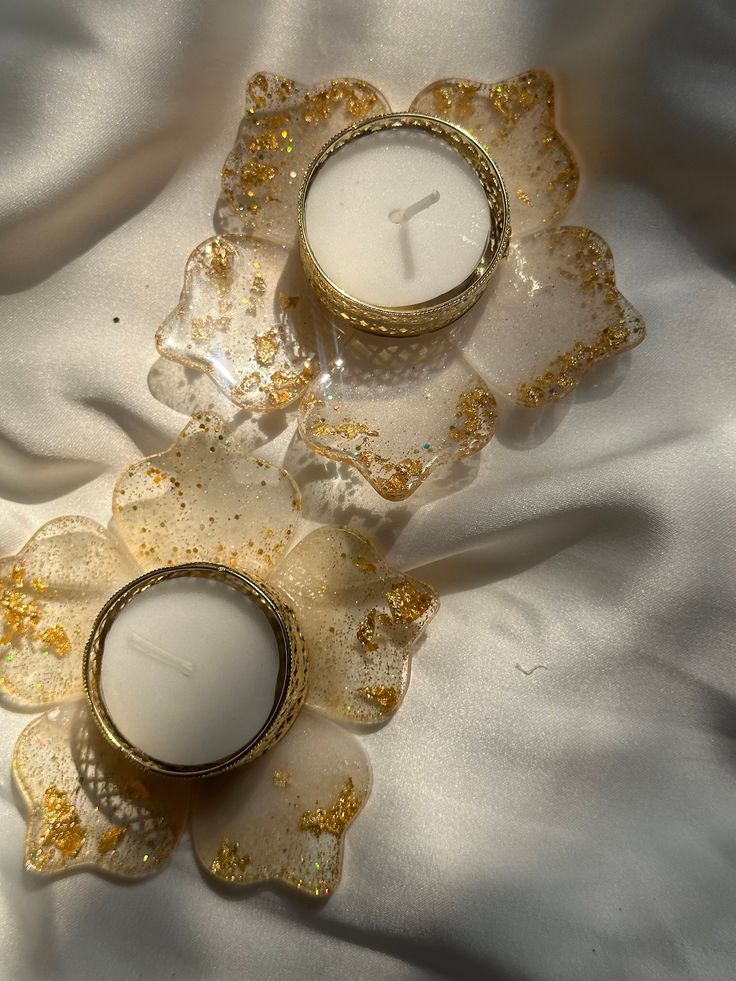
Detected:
left=111, top=413, right=301, bottom=577
left=13, top=703, right=189, bottom=877
left=297, top=335, right=498, bottom=501
left=464, top=225, right=646, bottom=406
left=0, top=517, right=137, bottom=708
left=191, top=707, right=371, bottom=897
left=156, top=235, right=317, bottom=412
left=272, top=526, right=439, bottom=724
left=222, top=73, right=390, bottom=242
left=410, top=70, right=579, bottom=237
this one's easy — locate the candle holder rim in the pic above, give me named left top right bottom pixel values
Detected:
left=297, top=110, right=510, bottom=337
left=83, top=561, right=308, bottom=780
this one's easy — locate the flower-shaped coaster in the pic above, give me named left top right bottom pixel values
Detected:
left=156, top=71, right=645, bottom=500
left=2, top=414, right=438, bottom=896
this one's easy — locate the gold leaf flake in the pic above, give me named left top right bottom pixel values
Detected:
left=39, top=624, right=71, bottom=658
left=39, top=786, right=85, bottom=858
left=98, top=826, right=128, bottom=855
left=385, top=581, right=434, bottom=624
left=272, top=767, right=293, bottom=789
left=210, top=839, right=251, bottom=882
left=357, top=685, right=399, bottom=712
left=253, top=329, right=280, bottom=366
left=357, top=608, right=379, bottom=652
left=299, top=778, right=360, bottom=838
left=310, top=421, right=378, bottom=440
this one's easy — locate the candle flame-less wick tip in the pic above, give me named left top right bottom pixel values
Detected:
left=389, top=189, right=440, bottom=224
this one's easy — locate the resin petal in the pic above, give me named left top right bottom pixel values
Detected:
left=463, top=225, right=646, bottom=405
left=13, top=702, right=189, bottom=877
left=298, top=333, right=497, bottom=501
left=410, top=71, right=579, bottom=237
left=272, top=527, right=439, bottom=724
left=192, top=707, right=370, bottom=897
left=156, top=235, right=317, bottom=412
left=222, top=73, right=389, bottom=242
left=112, top=413, right=301, bottom=576
left=0, top=518, right=137, bottom=708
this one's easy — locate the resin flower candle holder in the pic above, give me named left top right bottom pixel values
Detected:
left=2, top=413, right=438, bottom=895
left=156, top=71, right=646, bottom=501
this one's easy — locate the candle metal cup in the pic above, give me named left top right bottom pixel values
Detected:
left=83, top=563, right=308, bottom=779
left=298, top=112, right=510, bottom=338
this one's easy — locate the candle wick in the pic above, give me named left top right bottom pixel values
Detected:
left=388, top=189, right=440, bottom=224
left=129, top=632, right=195, bottom=677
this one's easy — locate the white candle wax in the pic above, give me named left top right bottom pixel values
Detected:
left=304, top=128, right=491, bottom=308
left=100, top=577, right=281, bottom=767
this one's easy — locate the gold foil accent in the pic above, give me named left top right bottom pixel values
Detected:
left=517, top=324, right=634, bottom=405
left=39, top=786, right=86, bottom=858
left=272, top=767, right=293, bottom=789
left=353, top=556, right=377, bottom=574
left=98, top=826, right=128, bottom=855
left=310, top=421, right=378, bottom=440
left=357, top=686, right=399, bottom=711
left=279, top=292, right=300, bottom=310
left=385, top=581, right=434, bottom=624
left=302, top=80, right=381, bottom=124
left=356, top=608, right=379, bottom=652
left=122, top=777, right=151, bottom=803
left=512, top=227, right=646, bottom=405
left=449, top=387, right=498, bottom=450
left=410, top=71, right=578, bottom=234
left=0, top=586, right=40, bottom=642
left=202, top=238, right=236, bottom=283
left=253, top=329, right=280, bottom=366
left=210, top=839, right=251, bottom=882
left=299, top=778, right=360, bottom=838
left=38, top=624, right=71, bottom=657
left=239, top=159, right=279, bottom=188
left=1, top=566, right=71, bottom=656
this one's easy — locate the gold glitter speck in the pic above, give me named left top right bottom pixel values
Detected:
left=299, top=778, right=360, bottom=838
left=353, top=555, right=377, bottom=574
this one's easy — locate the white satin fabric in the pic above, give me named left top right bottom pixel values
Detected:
left=1, top=1, right=735, bottom=978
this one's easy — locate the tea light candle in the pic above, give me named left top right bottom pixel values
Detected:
left=85, top=566, right=306, bottom=777
left=305, top=128, right=490, bottom=307
left=99, top=576, right=279, bottom=767
left=299, top=114, right=509, bottom=336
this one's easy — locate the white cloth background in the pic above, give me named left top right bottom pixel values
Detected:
left=1, top=1, right=735, bottom=978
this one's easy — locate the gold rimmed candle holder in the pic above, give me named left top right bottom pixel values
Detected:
left=84, top=563, right=308, bottom=780
left=298, top=112, right=510, bottom=338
